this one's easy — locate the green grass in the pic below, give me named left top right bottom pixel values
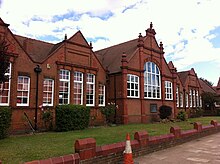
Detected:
left=1, top=116, right=220, bottom=163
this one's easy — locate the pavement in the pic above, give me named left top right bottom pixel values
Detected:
left=134, top=132, right=220, bottom=164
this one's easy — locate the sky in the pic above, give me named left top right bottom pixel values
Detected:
left=0, top=0, right=220, bottom=85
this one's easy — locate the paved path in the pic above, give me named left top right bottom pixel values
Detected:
left=135, top=133, right=220, bottom=164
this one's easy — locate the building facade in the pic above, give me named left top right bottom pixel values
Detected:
left=0, top=18, right=106, bottom=133
left=0, top=18, right=213, bottom=132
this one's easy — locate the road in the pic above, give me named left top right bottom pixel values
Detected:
left=135, top=132, right=220, bottom=164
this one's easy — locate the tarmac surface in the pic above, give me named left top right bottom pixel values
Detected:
left=134, top=132, right=220, bottom=164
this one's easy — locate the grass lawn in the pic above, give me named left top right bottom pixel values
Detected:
left=1, top=116, right=220, bottom=163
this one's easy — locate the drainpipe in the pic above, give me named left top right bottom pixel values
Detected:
left=34, top=65, right=42, bottom=130
left=114, top=74, right=117, bottom=123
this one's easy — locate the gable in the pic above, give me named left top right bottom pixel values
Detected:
left=144, top=36, right=160, bottom=52
left=67, top=31, right=90, bottom=48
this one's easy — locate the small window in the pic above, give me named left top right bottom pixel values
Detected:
left=193, top=90, right=196, bottom=107
left=176, top=86, right=179, bottom=107
left=189, top=89, right=192, bottom=107
left=98, top=84, right=105, bottom=106
left=0, top=63, right=11, bottom=106
left=74, top=72, right=83, bottom=105
left=180, top=93, right=183, bottom=107
left=185, top=93, right=189, bottom=107
left=165, top=81, right=173, bottom=100
left=86, top=73, right=95, bottom=106
left=59, top=69, right=70, bottom=105
left=17, top=76, right=30, bottom=106
left=43, top=78, right=54, bottom=106
left=150, top=104, right=157, bottom=113
left=127, top=74, right=139, bottom=98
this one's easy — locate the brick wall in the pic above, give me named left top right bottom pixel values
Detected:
left=25, top=120, right=220, bottom=164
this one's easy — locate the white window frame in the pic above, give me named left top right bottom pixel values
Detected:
left=98, top=84, right=105, bottom=106
left=43, top=78, right=54, bottom=106
left=185, top=93, right=189, bottom=108
left=74, top=71, right=83, bottom=105
left=144, top=62, right=161, bottom=99
left=200, top=96, right=202, bottom=107
left=193, top=90, right=196, bottom=107
left=189, top=89, right=192, bottom=107
left=127, top=74, right=139, bottom=98
left=0, top=63, right=11, bottom=106
left=165, top=81, right=173, bottom=100
left=196, top=90, right=199, bottom=107
left=180, top=93, right=183, bottom=107
left=59, top=69, right=70, bottom=105
left=86, top=73, right=95, bottom=106
left=176, top=86, right=179, bottom=107
left=17, top=76, right=30, bottom=106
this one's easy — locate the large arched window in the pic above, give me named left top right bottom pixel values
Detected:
left=144, top=62, right=161, bottom=99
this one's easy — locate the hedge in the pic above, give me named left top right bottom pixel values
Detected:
left=55, top=105, right=90, bottom=132
left=0, top=106, right=12, bottom=139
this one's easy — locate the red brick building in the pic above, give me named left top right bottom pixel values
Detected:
left=0, top=18, right=213, bottom=132
left=0, top=18, right=106, bottom=133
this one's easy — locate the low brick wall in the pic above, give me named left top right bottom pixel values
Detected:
left=25, top=120, right=220, bottom=164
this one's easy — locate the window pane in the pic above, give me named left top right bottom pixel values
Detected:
left=144, top=62, right=161, bottom=99
left=59, top=70, right=70, bottom=105
left=17, top=76, right=30, bottom=106
left=127, top=74, right=139, bottom=98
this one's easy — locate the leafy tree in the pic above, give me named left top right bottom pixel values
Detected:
left=0, top=37, right=10, bottom=83
left=200, top=77, right=214, bottom=86
left=201, top=92, right=219, bottom=109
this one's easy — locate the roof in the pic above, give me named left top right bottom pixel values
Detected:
left=213, top=77, right=220, bottom=95
left=95, top=38, right=138, bottom=73
left=199, top=79, right=216, bottom=94
left=177, top=71, right=188, bottom=86
left=217, top=77, right=220, bottom=89
left=178, top=68, right=197, bottom=86
left=14, top=35, right=58, bottom=63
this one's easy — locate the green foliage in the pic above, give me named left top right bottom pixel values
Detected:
left=41, top=107, right=53, bottom=130
left=0, top=107, right=12, bottom=139
left=200, top=77, right=214, bottom=86
left=177, top=110, right=187, bottom=121
left=159, top=105, right=172, bottom=119
left=1, top=116, right=220, bottom=163
left=216, top=108, right=220, bottom=116
left=0, top=37, right=10, bottom=83
left=190, top=108, right=204, bottom=118
left=55, top=105, right=90, bottom=131
left=202, top=92, right=219, bottom=109
left=100, top=102, right=117, bottom=124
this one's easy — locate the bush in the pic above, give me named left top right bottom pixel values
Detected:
left=55, top=105, right=90, bottom=132
left=190, top=108, right=204, bottom=118
left=0, top=106, right=12, bottom=139
left=177, top=110, right=187, bottom=121
left=100, top=102, right=117, bottom=124
left=159, top=105, right=172, bottom=119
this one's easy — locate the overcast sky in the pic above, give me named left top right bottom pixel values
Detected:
left=0, top=0, right=219, bottom=85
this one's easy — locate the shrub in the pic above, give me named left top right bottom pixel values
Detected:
left=159, top=105, right=172, bottom=119
left=55, top=105, right=90, bottom=132
left=177, top=110, right=187, bottom=121
left=0, top=106, right=12, bottom=139
left=100, top=102, right=117, bottom=124
left=41, top=107, right=53, bottom=131
left=190, top=108, right=204, bottom=118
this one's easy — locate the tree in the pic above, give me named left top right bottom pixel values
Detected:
left=200, top=77, right=214, bottom=86
left=201, top=92, right=219, bottom=110
left=0, top=37, right=10, bottom=83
